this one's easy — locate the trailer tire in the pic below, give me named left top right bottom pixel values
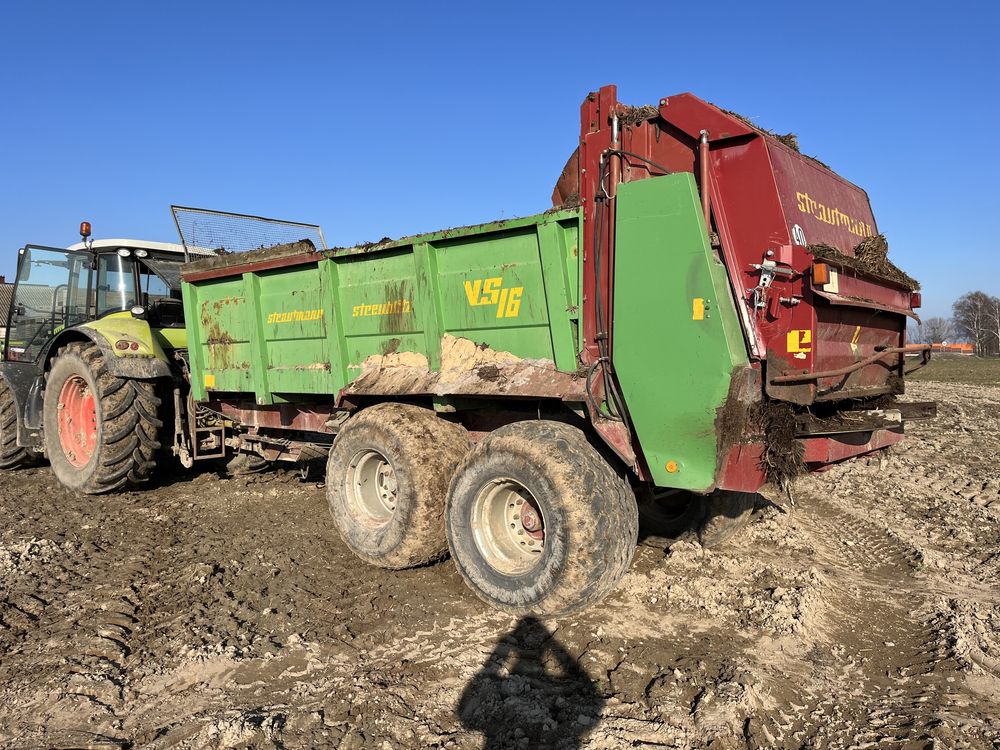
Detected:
left=326, top=403, right=470, bottom=569
left=225, top=452, right=272, bottom=476
left=637, top=489, right=703, bottom=546
left=0, top=378, right=32, bottom=469
left=446, top=420, right=638, bottom=617
left=698, top=490, right=757, bottom=548
left=43, top=343, right=162, bottom=494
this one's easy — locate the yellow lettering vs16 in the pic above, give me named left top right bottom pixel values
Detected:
left=464, top=277, right=524, bottom=318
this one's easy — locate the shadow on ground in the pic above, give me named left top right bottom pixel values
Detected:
left=458, top=616, right=604, bottom=749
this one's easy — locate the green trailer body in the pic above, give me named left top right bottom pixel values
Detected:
left=183, top=208, right=582, bottom=401
left=182, top=173, right=746, bottom=492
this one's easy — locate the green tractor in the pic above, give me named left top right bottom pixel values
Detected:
left=0, top=223, right=214, bottom=493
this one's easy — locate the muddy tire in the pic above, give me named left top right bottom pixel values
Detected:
left=43, top=343, right=162, bottom=494
left=446, top=420, right=638, bottom=617
left=0, top=377, right=32, bottom=469
left=698, top=490, right=757, bottom=548
left=226, top=452, right=272, bottom=476
left=637, top=490, right=702, bottom=547
left=326, top=403, right=470, bottom=569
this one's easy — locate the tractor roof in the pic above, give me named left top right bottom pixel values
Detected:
left=65, top=239, right=217, bottom=257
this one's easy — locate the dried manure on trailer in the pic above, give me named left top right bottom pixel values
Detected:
left=0, top=87, right=934, bottom=615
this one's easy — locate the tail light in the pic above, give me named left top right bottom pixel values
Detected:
left=812, top=262, right=831, bottom=286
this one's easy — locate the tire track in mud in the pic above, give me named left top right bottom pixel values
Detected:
left=0, top=474, right=171, bottom=748
left=752, top=489, right=959, bottom=749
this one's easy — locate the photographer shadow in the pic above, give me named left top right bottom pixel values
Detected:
left=457, top=616, right=604, bottom=750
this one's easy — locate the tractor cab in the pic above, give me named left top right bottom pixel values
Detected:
left=0, top=223, right=215, bottom=484
left=5, top=228, right=199, bottom=364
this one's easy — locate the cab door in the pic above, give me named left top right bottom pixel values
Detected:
left=4, top=245, right=92, bottom=363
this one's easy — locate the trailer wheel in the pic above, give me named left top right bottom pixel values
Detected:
left=225, top=452, right=272, bottom=476
left=446, top=420, right=638, bottom=617
left=637, top=490, right=702, bottom=547
left=698, top=490, right=757, bottom=548
left=43, top=343, right=162, bottom=494
left=0, top=377, right=32, bottom=469
left=326, top=403, right=470, bottom=569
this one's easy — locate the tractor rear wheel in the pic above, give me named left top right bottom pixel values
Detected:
left=0, top=377, right=32, bottom=469
left=446, top=420, right=638, bottom=616
left=43, top=342, right=162, bottom=494
left=326, top=403, right=470, bottom=569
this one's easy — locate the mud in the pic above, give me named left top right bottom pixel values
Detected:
left=618, top=105, right=660, bottom=128
left=182, top=240, right=318, bottom=275
left=809, top=234, right=920, bottom=291
left=346, top=334, right=584, bottom=401
left=753, top=400, right=806, bottom=489
left=1, top=380, right=998, bottom=748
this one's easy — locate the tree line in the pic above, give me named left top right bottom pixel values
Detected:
left=910, top=291, right=1000, bottom=356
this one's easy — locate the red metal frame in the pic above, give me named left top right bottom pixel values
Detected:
left=572, top=86, right=919, bottom=488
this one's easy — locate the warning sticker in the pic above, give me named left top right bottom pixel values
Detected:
left=787, top=329, right=812, bottom=354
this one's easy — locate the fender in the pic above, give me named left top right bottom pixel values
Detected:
left=0, top=365, right=44, bottom=449
left=48, top=313, right=173, bottom=379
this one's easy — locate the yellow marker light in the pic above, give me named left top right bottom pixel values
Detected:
left=665, top=460, right=679, bottom=473
left=204, top=374, right=216, bottom=388
left=692, top=298, right=705, bottom=320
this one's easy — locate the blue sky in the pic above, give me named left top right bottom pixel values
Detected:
left=1, top=1, right=996, bottom=319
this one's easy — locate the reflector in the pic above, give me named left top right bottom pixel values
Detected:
left=812, top=263, right=831, bottom=286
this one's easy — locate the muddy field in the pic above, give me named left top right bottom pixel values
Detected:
left=1, top=380, right=998, bottom=749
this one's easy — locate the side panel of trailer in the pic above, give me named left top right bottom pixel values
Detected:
left=182, top=211, right=582, bottom=406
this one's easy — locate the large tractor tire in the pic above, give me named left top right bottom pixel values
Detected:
left=43, top=342, right=162, bottom=494
left=326, top=403, right=470, bottom=569
left=446, top=420, right=638, bottom=617
left=0, top=377, right=32, bottom=469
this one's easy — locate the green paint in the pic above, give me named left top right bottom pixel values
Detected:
left=412, top=242, right=444, bottom=370
left=153, top=327, right=188, bottom=350
left=535, top=221, right=579, bottom=372
left=612, top=174, right=749, bottom=491
left=242, top=273, right=273, bottom=405
left=82, top=312, right=170, bottom=362
left=184, top=210, right=583, bottom=400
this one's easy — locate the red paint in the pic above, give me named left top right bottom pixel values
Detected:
left=716, top=442, right=767, bottom=493
left=801, top=428, right=903, bottom=464
left=520, top=496, right=545, bottom=541
left=574, top=87, right=911, bottom=403
left=212, top=400, right=339, bottom=432
left=58, top=375, right=97, bottom=467
left=183, top=250, right=319, bottom=283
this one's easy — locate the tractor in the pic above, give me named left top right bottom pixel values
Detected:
left=0, top=223, right=214, bottom=493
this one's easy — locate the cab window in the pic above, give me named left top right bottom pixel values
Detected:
left=96, top=253, right=137, bottom=315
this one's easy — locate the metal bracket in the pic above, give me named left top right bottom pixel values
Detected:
left=748, top=259, right=794, bottom=310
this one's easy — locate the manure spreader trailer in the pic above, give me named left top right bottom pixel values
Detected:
left=1, top=86, right=934, bottom=615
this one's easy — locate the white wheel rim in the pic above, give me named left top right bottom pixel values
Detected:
left=470, top=478, right=545, bottom=575
left=345, top=449, right=398, bottom=527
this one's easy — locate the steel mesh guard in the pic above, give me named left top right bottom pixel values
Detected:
left=170, top=205, right=326, bottom=259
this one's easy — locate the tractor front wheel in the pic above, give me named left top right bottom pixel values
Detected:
left=43, top=343, right=162, bottom=494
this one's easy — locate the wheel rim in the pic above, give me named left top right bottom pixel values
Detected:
left=345, top=449, right=398, bottom=527
left=470, top=478, right=545, bottom=575
left=57, top=375, right=97, bottom=468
